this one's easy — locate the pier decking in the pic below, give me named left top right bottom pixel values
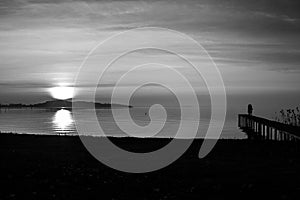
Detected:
left=238, top=114, right=300, bottom=141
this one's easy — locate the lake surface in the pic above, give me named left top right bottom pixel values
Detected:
left=0, top=107, right=245, bottom=139
left=1, top=92, right=299, bottom=139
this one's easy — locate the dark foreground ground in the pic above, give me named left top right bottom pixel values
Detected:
left=0, top=133, right=299, bottom=199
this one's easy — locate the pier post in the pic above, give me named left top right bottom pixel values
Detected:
left=274, top=130, right=278, bottom=141
left=258, top=123, right=262, bottom=139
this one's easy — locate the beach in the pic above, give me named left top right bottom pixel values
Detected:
left=0, top=133, right=299, bottom=199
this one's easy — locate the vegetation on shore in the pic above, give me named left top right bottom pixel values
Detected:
left=274, top=106, right=300, bottom=127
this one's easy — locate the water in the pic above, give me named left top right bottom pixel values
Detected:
left=1, top=92, right=299, bottom=139
left=0, top=107, right=244, bottom=139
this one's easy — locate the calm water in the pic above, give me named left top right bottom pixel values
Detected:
left=1, top=92, right=299, bottom=139
left=0, top=107, right=244, bottom=139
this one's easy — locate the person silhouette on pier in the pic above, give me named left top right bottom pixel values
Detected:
left=248, top=104, right=253, bottom=116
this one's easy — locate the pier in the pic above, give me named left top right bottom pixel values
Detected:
left=238, top=114, right=300, bottom=141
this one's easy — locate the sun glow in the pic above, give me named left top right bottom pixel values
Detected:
left=53, top=109, right=74, bottom=131
left=49, top=86, right=74, bottom=100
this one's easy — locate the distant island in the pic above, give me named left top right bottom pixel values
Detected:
left=0, top=100, right=132, bottom=109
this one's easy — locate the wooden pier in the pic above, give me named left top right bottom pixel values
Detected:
left=238, top=114, right=300, bottom=141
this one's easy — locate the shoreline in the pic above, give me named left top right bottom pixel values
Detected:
left=0, top=131, right=247, bottom=140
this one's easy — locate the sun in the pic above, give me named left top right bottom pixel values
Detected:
left=49, top=86, right=74, bottom=100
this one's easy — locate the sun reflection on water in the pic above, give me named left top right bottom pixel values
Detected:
left=52, top=109, right=74, bottom=134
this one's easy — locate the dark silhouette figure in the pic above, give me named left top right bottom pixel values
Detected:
left=248, top=104, right=253, bottom=116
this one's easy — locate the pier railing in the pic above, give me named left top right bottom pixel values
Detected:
left=238, top=114, right=300, bottom=141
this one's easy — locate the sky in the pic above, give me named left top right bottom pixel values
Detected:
left=0, top=0, right=300, bottom=104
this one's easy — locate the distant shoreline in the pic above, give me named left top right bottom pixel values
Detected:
left=0, top=99, right=132, bottom=109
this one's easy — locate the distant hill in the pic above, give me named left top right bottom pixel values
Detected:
left=0, top=100, right=132, bottom=109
